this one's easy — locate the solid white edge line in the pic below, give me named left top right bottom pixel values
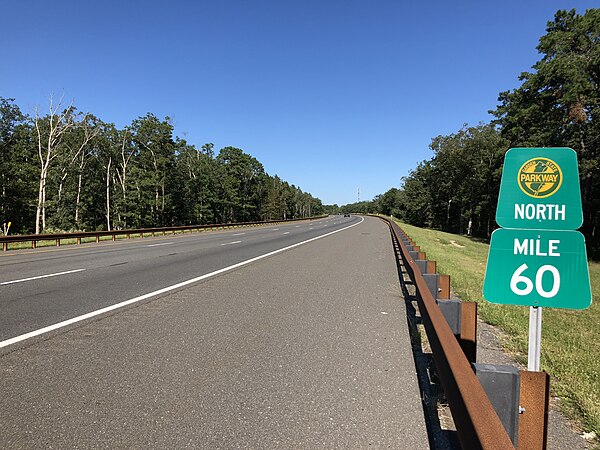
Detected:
left=0, top=269, right=86, bottom=286
left=0, top=217, right=364, bottom=349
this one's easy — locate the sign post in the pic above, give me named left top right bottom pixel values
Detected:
left=528, top=307, right=542, bottom=371
left=483, top=148, right=592, bottom=371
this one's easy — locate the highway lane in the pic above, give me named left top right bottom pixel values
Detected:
left=0, top=215, right=358, bottom=344
left=0, top=214, right=429, bottom=448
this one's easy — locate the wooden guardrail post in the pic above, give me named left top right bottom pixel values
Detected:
left=438, top=274, right=450, bottom=299
left=518, top=371, right=550, bottom=449
left=460, top=301, right=478, bottom=364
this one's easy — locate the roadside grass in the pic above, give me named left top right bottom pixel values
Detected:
left=395, top=220, right=600, bottom=437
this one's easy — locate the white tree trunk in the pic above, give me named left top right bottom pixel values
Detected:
left=106, top=157, right=112, bottom=231
left=34, top=95, right=74, bottom=234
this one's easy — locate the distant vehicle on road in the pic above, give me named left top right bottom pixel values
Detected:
left=344, top=213, right=350, bottom=217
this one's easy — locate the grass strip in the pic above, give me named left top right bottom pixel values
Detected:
left=395, top=220, right=599, bottom=437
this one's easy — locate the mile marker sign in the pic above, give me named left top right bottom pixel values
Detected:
left=483, top=147, right=591, bottom=310
left=483, top=228, right=591, bottom=309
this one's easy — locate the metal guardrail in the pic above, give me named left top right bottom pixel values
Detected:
left=377, top=215, right=515, bottom=449
left=0, top=216, right=324, bottom=251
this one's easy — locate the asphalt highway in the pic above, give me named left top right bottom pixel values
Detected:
left=0, top=215, right=429, bottom=448
left=0, top=216, right=358, bottom=343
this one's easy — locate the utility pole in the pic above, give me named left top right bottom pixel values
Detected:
left=357, top=187, right=360, bottom=203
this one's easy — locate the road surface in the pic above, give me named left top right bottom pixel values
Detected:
left=0, top=215, right=429, bottom=448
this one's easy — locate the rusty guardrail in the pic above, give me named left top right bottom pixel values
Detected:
left=0, top=216, right=324, bottom=252
left=377, top=215, right=515, bottom=449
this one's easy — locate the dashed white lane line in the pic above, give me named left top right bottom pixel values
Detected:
left=146, top=242, right=174, bottom=247
left=1, top=268, right=86, bottom=286
left=232, top=233, right=246, bottom=236
left=221, top=241, right=242, bottom=246
left=282, top=232, right=290, bottom=235
left=0, top=217, right=364, bottom=350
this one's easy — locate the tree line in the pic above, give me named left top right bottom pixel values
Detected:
left=339, top=9, right=600, bottom=258
left=0, top=96, right=323, bottom=236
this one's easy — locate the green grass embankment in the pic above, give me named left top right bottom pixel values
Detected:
left=395, top=220, right=599, bottom=437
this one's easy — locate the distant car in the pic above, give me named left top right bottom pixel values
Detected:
left=344, top=213, right=350, bottom=217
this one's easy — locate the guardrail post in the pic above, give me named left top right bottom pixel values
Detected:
left=438, top=274, right=450, bottom=299
left=77, top=237, right=81, bottom=245
left=56, top=239, right=60, bottom=247
left=473, top=364, right=521, bottom=446
left=32, top=240, right=36, bottom=249
left=437, top=299, right=462, bottom=335
left=422, top=273, right=439, bottom=298
left=518, top=370, right=550, bottom=449
left=419, top=262, right=477, bottom=362
left=460, top=301, right=477, bottom=363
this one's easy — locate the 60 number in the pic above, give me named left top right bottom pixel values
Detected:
left=510, top=264, right=560, bottom=298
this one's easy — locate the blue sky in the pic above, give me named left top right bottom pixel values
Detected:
left=3, top=1, right=597, bottom=205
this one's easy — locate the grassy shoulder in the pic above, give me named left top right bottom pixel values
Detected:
left=395, top=220, right=599, bottom=437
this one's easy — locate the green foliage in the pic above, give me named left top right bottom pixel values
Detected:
left=349, top=8, right=600, bottom=258
left=0, top=99, right=36, bottom=234
left=492, top=8, right=600, bottom=257
left=0, top=98, right=323, bottom=235
left=362, top=124, right=508, bottom=236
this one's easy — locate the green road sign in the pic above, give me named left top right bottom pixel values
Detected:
left=496, top=148, right=583, bottom=230
left=483, top=228, right=591, bottom=309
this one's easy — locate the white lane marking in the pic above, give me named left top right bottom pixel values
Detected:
left=146, top=242, right=173, bottom=247
left=282, top=232, right=290, bottom=235
left=295, top=225, right=300, bottom=228
left=309, top=228, right=313, bottom=230
left=221, top=241, right=242, bottom=246
left=272, top=228, right=279, bottom=231
left=232, top=233, right=246, bottom=236
left=0, top=217, right=364, bottom=350
left=1, top=269, right=86, bottom=286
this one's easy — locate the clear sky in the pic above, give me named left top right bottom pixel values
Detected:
left=2, top=1, right=597, bottom=205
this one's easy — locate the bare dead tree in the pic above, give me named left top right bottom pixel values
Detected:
left=105, top=156, right=112, bottom=231
left=73, top=116, right=100, bottom=226
left=34, top=94, right=75, bottom=234
left=115, top=130, right=134, bottom=228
